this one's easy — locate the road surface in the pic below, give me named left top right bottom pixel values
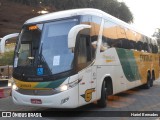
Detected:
left=1, top=80, right=160, bottom=120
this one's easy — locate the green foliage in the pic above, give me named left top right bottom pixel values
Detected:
left=153, top=28, right=160, bottom=39
left=0, top=51, right=14, bottom=66
left=8, top=0, right=134, bottom=23
left=118, top=2, right=133, bottom=23
left=153, top=28, right=160, bottom=47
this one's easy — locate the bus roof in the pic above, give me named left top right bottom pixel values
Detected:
left=25, top=8, right=151, bottom=38
left=25, top=8, right=104, bottom=24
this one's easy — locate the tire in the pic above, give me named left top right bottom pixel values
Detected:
left=97, top=80, right=107, bottom=107
left=150, top=74, right=155, bottom=87
left=150, top=78, right=153, bottom=87
left=144, top=73, right=151, bottom=89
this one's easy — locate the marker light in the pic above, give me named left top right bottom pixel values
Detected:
left=29, top=25, right=38, bottom=30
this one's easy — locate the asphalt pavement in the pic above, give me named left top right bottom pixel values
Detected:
left=1, top=80, right=160, bottom=120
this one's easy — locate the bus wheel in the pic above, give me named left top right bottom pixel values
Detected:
left=150, top=73, right=155, bottom=87
left=97, top=80, right=107, bottom=107
left=144, top=73, right=151, bottom=89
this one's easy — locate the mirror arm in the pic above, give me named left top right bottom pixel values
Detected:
left=68, top=24, right=91, bottom=48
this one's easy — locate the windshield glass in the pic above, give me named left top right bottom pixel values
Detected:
left=17, top=24, right=43, bottom=66
left=15, top=18, right=78, bottom=76
left=41, top=19, right=78, bottom=74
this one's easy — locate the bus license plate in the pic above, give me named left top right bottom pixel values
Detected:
left=31, top=99, right=42, bottom=104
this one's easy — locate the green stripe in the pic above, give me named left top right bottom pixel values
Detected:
left=35, top=82, right=51, bottom=88
left=116, top=48, right=141, bottom=82
left=35, top=77, right=67, bottom=89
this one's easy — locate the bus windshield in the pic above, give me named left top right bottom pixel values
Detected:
left=15, top=18, right=78, bottom=75
left=40, top=19, right=78, bottom=74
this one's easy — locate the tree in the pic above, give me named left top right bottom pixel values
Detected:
left=51, top=0, right=134, bottom=23
left=153, top=28, right=160, bottom=46
left=0, top=51, right=14, bottom=66
left=117, top=2, right=133, bottom=23
left=8, top=0, right=134, bottom=23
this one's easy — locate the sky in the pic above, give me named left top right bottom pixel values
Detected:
left=118, top=0, right=160, bottom=36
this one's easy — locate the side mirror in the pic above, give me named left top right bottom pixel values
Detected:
left=0, top=33, right=19, bottom=53
left=68, top=24, right=91, bottom=48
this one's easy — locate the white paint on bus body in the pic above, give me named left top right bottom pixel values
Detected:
left=0, top=33, right=19, bottom=53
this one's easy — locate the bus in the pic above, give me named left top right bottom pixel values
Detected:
left=12, top=8, right=159, bottom=108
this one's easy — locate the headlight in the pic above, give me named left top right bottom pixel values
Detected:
left=12, top=83, right=18, bottom=90
left=59, top=84, right=68, bottom=91
left=55, top=80, right=80, bottom=92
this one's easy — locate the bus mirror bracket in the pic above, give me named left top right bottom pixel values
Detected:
left=68, top=24, right=91, bottom=48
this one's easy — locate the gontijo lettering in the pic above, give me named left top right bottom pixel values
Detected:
left=140, top=55, right=152, bottom=62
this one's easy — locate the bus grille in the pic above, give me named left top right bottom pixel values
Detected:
left=17, top=88, right=56, bottom=96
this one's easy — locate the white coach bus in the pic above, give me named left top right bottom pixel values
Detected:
left=12, top=8, right=159, bottom=108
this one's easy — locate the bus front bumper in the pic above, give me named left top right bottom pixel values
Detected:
left=12, top=86, right=79, bottom=108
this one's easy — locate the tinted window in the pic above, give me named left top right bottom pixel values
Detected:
left=17, top=24, right=42, bottom=66
left=81, top=15, right=101, bottom=53
left=102, top=20, right=118, bottom=51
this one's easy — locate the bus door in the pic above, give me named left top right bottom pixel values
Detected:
left=76, top=29, right=97, bottom=105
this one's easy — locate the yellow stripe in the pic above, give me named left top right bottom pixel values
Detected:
left=14, top=78, right=50, bottom=90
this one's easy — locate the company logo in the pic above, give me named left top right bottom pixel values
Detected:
left=1, top=112, right=42, bottom=118
left=2, top=112, right=11, bottom=117
left=20, top=84, right=31, bottom=88
left=103, top=55, right=115, bottom=63
left=27, top=78, right=43, bottom=81
left=81, top=88, right=95, bottom=102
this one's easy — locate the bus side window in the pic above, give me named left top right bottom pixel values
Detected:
left=102, top=20, right=118, bottom=51
left=155, top=45, right=158, bottom=53
left=80, top=15, right=101, bottom=55
left=153, top=45, right=158, bottom=53
left=136, top=41, right=143, bottom=51
left=143, top=42, right=148, bottom=52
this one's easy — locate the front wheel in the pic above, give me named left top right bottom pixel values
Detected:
left=97, top=81, right=107, bottom=107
